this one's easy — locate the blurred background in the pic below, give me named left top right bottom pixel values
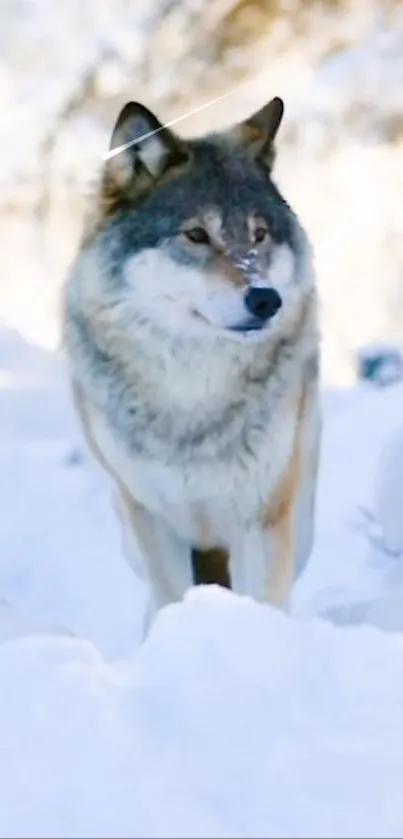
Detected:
left=0, top=0, right=402, bottom=386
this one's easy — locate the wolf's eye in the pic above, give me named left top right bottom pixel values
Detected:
left=183, top=227, right=210, bottom=245
left=254, top=226, right=268, bottom=244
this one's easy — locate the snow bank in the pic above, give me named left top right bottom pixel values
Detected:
left=1, top=587, right=403, bottom=839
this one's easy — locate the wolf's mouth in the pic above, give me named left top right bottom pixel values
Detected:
left=191, top=309, right=278, bottom=335
left=228, top=317, right=267, bottom=334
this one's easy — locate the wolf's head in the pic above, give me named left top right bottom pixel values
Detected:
left=89, top=97, right=314, bottom=346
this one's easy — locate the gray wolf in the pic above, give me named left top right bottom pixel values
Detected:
left=62, top=96, right=321, bottom=634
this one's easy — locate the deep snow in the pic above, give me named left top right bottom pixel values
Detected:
left=1, top=325, right=403, bottom=838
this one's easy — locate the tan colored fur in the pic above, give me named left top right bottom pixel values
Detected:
left=262, top=388, right=306, bottom=607
left=212, top=255, right=245, bottom=288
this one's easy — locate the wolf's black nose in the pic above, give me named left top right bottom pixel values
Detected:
left=244, top=287, right=282, bottom=321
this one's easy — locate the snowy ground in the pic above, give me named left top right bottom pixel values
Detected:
left=1, top=324, right=403, bottom=837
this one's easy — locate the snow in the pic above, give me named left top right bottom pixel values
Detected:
left=1, top=324, right=403, bottom=837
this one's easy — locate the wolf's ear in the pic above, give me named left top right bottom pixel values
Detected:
left=103, top=102, right=190, bottom=200
left=228, top=97, right=284, bottom=172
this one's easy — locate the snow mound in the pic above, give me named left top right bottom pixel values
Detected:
left=1, top=586, right=403, bottom=838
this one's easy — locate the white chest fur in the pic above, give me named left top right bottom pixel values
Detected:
left=89, top=393, right=297, bottom=550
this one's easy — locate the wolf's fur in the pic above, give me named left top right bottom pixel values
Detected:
left=63, top=97, right=321, bottom=634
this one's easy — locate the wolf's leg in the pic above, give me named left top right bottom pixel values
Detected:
left=229, top=383, right=320, bottom=609
left=293, top=384, right=321, bottom=580
left=72, top=382, right=193, bottom=632
left=115, top=486, right=193, bottom=634
left=229, top=524, right=294, bottom=609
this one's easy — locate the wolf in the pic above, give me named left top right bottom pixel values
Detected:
left=63, top=95, right=321, bottom=634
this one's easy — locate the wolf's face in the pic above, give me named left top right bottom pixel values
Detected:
left=96, top=98, right=313, bottom=345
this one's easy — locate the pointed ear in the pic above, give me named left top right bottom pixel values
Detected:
left=227, top=97, right=284, bottom=172
left=103, top=102, right=190, bottom=202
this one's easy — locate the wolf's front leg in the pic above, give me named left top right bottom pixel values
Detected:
left=115, top=486, right=193, bottom=636
left=229, top=382, right=320, bottom=609
left=229, top=518, right=293, bottom=610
